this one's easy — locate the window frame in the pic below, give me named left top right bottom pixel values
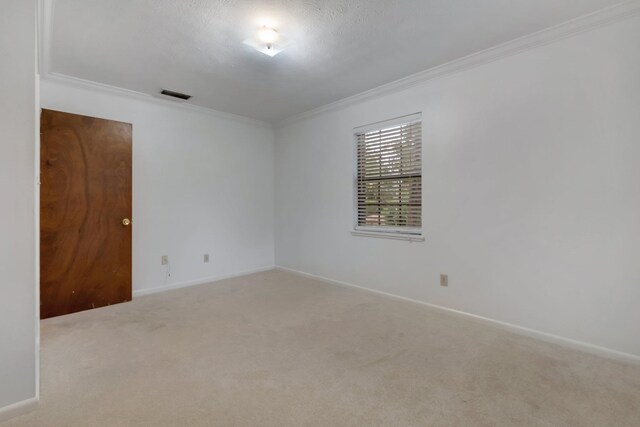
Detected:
left=352, top=113, right=424, bottom=241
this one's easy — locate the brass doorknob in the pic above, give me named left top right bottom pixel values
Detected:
left=122, top=218, right=131, bottom=226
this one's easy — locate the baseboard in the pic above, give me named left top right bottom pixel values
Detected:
left=276, top=266, right=640, bottom=364
left=132, top=266, right=276, bottom=298
left=0, top=397, right=38, bottom=423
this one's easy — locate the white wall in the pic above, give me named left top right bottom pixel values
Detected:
left=0, top=0, right=38, bottom=415
left=275, top=15, right=640, bottom=357
left=41, top=79, right=275, bottom=295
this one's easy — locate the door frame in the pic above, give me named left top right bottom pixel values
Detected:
left=34, top=80, right=40, bottom=402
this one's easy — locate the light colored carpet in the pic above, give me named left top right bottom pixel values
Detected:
left=4, top=269, right=640, bottom=426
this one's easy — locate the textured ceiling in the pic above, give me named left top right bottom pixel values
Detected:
left=50, top=0, right=622, bottom=123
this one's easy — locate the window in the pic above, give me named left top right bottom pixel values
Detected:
left=354, top=113, right=422, bottom=238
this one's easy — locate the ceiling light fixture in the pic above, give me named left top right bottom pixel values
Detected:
left=244, top=25, right=289, bottom=57
left=257, top=26, right=279, bottom=45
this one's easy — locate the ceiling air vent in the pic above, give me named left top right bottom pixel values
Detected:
left=159, top=89, right=192, bottom=100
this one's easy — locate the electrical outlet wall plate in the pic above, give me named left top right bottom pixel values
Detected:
left=161, top=255, right=169, bottom=265
left=440, top=274, right=449, bottom=287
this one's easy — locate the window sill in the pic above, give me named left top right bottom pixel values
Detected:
left=351, top=231, right=425, bottom=242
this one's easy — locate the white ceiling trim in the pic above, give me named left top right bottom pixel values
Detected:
left=37, top=0, right=273, bottom=129
left=277, top=0, right=640, bottom=128
left=39, top=0, right=640, bottom=128
left=43, top=72, right=274, bottom=129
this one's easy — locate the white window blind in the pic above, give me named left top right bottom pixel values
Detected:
left=355, top=114, right=422, bottom=235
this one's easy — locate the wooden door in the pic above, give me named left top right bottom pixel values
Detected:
left=40, top=109, right=132, bottom=319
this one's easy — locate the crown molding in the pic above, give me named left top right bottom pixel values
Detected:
left=277, top=0, right=640, bottom=128
left=38, top=0, right=640, bottom=129
left=37, top=0, right=272, bottom=129
left=42, top=73, right=273, bottom=129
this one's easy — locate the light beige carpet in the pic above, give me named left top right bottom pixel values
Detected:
left=4, top=269, right=640, bottom=426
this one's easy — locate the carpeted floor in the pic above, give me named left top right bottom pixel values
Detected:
left=4, top=269, right=640, bottom=426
